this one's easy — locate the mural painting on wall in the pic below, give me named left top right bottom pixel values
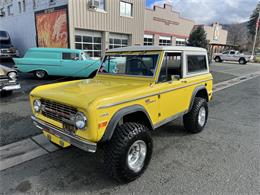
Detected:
left=35, top=6, right=69, bottom=48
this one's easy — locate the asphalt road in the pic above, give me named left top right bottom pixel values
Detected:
left=0, top=72, right=259, bottom=194
left=0, top=61, right=259, bottom=194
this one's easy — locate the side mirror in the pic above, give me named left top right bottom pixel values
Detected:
left=74, top=57, right=79, bottom=61
left=171, top=75, right=180, bottom=81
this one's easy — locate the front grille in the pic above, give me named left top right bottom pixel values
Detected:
left=1, top=49, right=11, bottom=54
left=41, top=99, right=77, bottom=126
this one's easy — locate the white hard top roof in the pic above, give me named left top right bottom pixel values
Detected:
left=107, top=46, right=207, bottom=53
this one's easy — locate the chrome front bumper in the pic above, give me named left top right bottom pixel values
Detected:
left=31, top=116, right=97, bottom=153
left=1, top=83, right=21, bottom=91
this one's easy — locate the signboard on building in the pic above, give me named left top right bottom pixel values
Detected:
left=35, top=5, right=69, bottom=48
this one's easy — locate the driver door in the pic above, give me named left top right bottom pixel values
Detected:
left=156, top=52, right=190, bottom=123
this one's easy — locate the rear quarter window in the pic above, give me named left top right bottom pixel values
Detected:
left=187, top=55, right=207, bottom=73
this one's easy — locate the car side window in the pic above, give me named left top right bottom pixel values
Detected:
left=223, top=51, right=229, bottom=54
left=62, top=53, right=79, bottom=60
left=187, top=55, right=207, bottom=73
left=158, top=52, right=182, bottom=82
left=229, top=51, right=235, bottom=55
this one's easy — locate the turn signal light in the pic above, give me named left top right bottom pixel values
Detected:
left=98, top=121, right=108, bottom=129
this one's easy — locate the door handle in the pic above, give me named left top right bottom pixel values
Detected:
left=181, top=80, right=188, bottom=84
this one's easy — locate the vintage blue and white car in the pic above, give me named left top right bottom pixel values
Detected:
left=14, top=48, right=100, bottom=79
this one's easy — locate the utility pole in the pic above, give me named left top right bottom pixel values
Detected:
left=251, top=8, right=260, bottom=59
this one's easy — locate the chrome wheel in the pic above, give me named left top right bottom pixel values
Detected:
left=198, top=106, right=206, bottom=126
left=35, top=70, right=46, bottom=79
left=127, top=140, right=147, bottom=173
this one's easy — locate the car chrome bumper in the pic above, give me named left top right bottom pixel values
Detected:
left=31, top=116, right=97, bottom=153
left=1, top=84, right=21, bottom=91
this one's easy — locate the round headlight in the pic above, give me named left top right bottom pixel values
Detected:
left=33, top=99, right=41, bottom=112
left=8, top=72, right=17, bottom=80
left=75, top=112, right=87, bottom=130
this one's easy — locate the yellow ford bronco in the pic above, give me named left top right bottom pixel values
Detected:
left=31, top=46, right=213, bottom=182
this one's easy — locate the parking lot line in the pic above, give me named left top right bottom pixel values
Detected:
left=213, top=71, right=260, bottom=92
left=0, top=134, right=59, bottom=171
left=0, top=138, right=48, bottom=171
left=0, top=72, right=260, bottom=172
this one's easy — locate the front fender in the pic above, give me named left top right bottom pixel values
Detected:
left=100, top=105, right=153, bottom=142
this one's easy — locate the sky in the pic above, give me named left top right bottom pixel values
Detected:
left=146, top=0, right=259, bottom=24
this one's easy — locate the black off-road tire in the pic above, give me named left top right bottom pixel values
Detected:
left=239, top=58, right=247, bottom=65
left=183, top=97, right=208, bottom=134
left=104, top=122, right=153, bottom=183
left=214, top=56, right=222, bottom=63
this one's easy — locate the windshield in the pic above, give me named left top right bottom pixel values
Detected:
left=99, top=54, right=159, bottom=77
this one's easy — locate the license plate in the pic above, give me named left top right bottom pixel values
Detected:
left=43, top=130, right=71, bottom=148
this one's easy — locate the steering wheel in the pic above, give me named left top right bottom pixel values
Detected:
left=130, top=59, right=153, bottom=76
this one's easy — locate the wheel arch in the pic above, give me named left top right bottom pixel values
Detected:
left=189, top=86, right=209, bottom=112
left=100, top=105, right=154, bottom=142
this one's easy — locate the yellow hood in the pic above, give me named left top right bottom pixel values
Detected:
left=30, top=77, right=152, bottom=109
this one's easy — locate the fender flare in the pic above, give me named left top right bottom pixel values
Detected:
left=100, top=105, right=154, bottom=142
left=188, top=86, right=208, bottom=112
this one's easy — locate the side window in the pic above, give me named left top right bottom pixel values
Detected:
left=158, top=52, right=182, bottom=82
left=62, top=53, right=79, bottom=60
left=187, top=55, right=207, bottom=73
left=223, top=51, right=229, bottom=54
left=229, top=51, right=235, bottom=55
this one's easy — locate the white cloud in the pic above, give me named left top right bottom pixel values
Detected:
left=149, top=0, right=258, bottom=24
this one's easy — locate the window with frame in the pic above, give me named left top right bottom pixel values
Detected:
left=176, top=41, right=186, bottom=46
left=229, top=51, right=236, bottom=55
left=109, top=37, right=128, bottom=49
left=120, top=1, right=132, bottom=17
left=158, top=53, right=182, bottom=82
left=187, top=55, right=207, bottom=73
left=144, top=35, right=153, bottom=46
left=62, top=52, right=79, bottom=60
left=159, top=38, right=171, bottom=46
left=176, top=38, right=186, bottom=46
left=75, top=34, right=102, bottom=58
left=98, top=0, right=105, bottom=10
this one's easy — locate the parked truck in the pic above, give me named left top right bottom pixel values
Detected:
left=0, top=30, right=19, bottom=59
left=213, top=50, right=251, bottom=64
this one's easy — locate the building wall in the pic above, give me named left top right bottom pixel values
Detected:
left=203, top=22, right=228, bottom=45
left=68, top=0, right=145, bottom=55
left=0, top=0, right=68, bottom=56
left=144, top=4, right=195, bottom=46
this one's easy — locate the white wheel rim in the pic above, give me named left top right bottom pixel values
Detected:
left=36, top=71, right=45, bottom=78
left=198, top=107, right=206, bottom=126
left=127, top=140, right=147, bottom=173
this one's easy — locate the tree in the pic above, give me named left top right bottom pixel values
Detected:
left=248, top=2, right=260, bottom=38
left=226, top=23, right=248, bottom=51
left=187, top=26, right=209, bottom=49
